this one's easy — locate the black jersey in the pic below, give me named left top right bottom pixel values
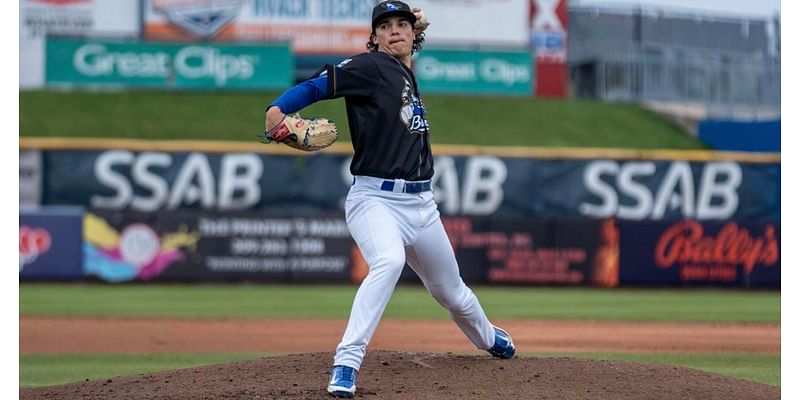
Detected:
left=315, top=51, right=433, bottom=181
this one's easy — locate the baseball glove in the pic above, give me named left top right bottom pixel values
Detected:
left=262, top=114, right=338, bottom=152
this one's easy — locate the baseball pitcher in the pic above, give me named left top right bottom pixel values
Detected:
left=263, top=2, right=516, bottom=397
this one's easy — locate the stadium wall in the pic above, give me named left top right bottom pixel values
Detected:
left=19, top=139, right=780, bottom=287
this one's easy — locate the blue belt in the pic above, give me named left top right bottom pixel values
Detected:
left=380, top=180, right=432, bottom=193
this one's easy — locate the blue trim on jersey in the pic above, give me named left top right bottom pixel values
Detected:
left=271, top=75, right=329, bottom=114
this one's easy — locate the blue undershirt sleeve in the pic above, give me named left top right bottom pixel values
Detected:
left=269, top=75, right=329, bottom=114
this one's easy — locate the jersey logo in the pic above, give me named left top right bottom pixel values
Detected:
left=400, top=78, right=430, bottom=135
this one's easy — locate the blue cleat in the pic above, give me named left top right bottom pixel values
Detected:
left=487, top=326, right=516, bottom=359
left=327, top=365, right=357, bottom=398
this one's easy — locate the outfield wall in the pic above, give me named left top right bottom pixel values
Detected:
left=20, top=138, right=780, bottom=221
left=19, top=138, right=780, bottom=287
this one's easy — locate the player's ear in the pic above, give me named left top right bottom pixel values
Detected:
left=370, top=32, right=378, bottom=46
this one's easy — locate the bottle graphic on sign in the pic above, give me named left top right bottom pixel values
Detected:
left=592, top=219, right=619, bottom=288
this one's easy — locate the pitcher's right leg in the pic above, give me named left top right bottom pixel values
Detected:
left=333, top=197, right=406, bottom=371
left=405, top=217, right=497, bottom=351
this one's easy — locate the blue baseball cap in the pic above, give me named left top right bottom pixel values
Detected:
left=371, top=1, right=417, bottom=30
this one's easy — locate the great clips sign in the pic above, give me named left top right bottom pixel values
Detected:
left=530, top=0, right=568, bottom=97
left=46, top=38, right=293, bottom=90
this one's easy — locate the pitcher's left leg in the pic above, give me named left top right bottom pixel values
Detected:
left=406, top=218, right=495, bottom=350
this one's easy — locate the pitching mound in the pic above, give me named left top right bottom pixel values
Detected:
left=21, top=351, right=778, bottom=400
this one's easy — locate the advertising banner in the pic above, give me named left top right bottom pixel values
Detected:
left=529, top=0, right=568, bottom=97
left=509, top=158, right=780, bottom=222
left=20, top=150, right=42, bottom=206
left=402, top=217, right=607, bottom=286
left=17, top=204, right=780, bottom=287
left=42, top=150, right=346, bottom=213
left=408, top=0, right=530, bottom=48
left=144, top=0, right=373, bottom=55
left=81, top=209, right=603, bottom=285
left=617, top=219, right=780, bottom=287
left=143, top=0, right=530, bottom=55
left=20, top=0, right=140, bottom=88
left=83, top=210, right=354, bottom=283
left=415, top=49, right=533, bottom=95
left=20, top=0, right=140, bottom=39
left=45, top=38, right=293, bottom=90
left=20, top=207, right=84, bottom=281
left=41, top=150, right=780, bottom=222
left=162, top=212, right=355, bottom=282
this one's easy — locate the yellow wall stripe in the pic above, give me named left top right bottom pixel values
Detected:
left=19, top=137, right=781, bottom=163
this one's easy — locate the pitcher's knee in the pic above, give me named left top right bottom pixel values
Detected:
left=368, top=250, right=406, bottom=277
left=430, top=282, right=472, bottom=313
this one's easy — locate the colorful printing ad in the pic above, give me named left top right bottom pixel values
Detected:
left=83, top=210, right=353, bottom=283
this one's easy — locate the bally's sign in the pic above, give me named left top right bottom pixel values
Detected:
left=616, top=219, right=780, bottom=287
left=45, top=38, right=293, bottom=90
left=655, top=220, right=779, bottom=279
left=38, top=149, right=779, bottom=221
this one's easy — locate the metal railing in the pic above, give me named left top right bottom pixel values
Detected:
left=571, top=49, right=780, bottom=116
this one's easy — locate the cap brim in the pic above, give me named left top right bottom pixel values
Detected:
left=372, top=10, right=417, bottom=30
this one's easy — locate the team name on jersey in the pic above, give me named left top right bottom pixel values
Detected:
left=400, top=78, right=430, bottom=135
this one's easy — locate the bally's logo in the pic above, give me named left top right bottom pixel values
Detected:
left=152, top=0, right=244, bottom=38
left=400, top=78, right=429, bottom=135
left=19, top=226, right=52, bottom=271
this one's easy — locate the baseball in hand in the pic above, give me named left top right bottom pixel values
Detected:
left=413, top=9, right=430, bottom=32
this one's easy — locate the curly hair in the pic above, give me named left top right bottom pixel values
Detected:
left=366, top=32, right=426, bottom=54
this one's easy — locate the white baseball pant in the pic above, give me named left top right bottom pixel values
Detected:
left=333, top=175, right=496, bottom=370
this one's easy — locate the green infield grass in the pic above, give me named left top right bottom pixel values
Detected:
left=19, top=284, right=779, bottom=322
left=19, top=90, right=704, bottom=149
left=19, top=352, right=778, bottom=389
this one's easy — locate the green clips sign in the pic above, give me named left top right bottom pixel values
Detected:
left=415, top=49, right=534, bottom=95
left=46, top=38, right=293, bottom=90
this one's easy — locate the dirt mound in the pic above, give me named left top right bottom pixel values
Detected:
left=20, top=351, right=778, bottom=400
